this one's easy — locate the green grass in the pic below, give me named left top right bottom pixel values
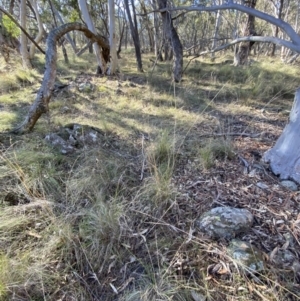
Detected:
left=198, top=138, right=235, bottom=169
left=0, top=49, right=299, bottom=300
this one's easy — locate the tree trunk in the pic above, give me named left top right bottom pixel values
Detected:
left=108, top=0, right=118, bottom=74
left=29, top=0, right=46, bottom=59
left=271, top=0, right=284, bottom=56
left=263, top=88, right=300, bottom=183
left=151, top=0, right=161, bottom=59
left=13, top=23, right=109, bottom=134
left=124, top=0, right=143, bottom=72
left=211, top=0, right=223, bottom=60
left=158, top=0, right=183, bottom=82
left=20, top=0, right=32, bottom=68
left=117, top=8, right=125, bottom=58
left=78, top=0, right=107, bottom=74
left=51, top=1, right=78, bottom=53
left=234, top=0, right=257, bottom=66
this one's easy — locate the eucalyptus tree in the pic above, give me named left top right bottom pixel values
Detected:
left=20, top=0, right=32, bottom=68
left=158, top=0, right=183, bottom=82
left=78, top=0, right=107, bottom=73
left=108, top=0, right=118, bottom=74
left=124, top=0, right=143, bottom=71
left=28, top=0, right=46, bottom=59
left=234, top=0, right=257, bottom=65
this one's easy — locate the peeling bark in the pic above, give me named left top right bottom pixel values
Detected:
left=234, top=0, right=257, bottom=66
left=158, top=0, right=183, bottom=82
left=13, top=23, right=109, bottom=134
left=263, top=88, right=300, bottom=183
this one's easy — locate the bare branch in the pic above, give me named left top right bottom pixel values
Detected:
left=183, top=35, right=300, bottom=74
left=139, top=2, right=300, bottom=49
left=0, top=6, right=45, bottom=55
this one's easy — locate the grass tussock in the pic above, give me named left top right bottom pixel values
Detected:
left=143, top=130, right=177, bottom=206
left=0, top=50, right=299, bottom=300
left=198, top=138, right=235, bottom=169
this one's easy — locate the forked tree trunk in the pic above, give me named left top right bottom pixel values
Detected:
left=13, top=23, right=109, bottom=134
left=158, top=0, right=183, bottom=82
left=78, top=0, right=107, bottom=74
left=263, top=88, right=300, bottom=183
left=234, top=0, right=257, bottom=66
left=124, top=0, right=143, bottom=72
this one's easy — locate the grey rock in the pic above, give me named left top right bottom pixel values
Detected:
left=78, top=82, right=94, bottom=93
left=227, top=239, right=265, bottom=273
left=256, top=182, right=269, bottom=189
left=196, top=206, right=253, bottom=239
left=280, top=180, right=298, bottom=191
left=45, top=133, right=74, bottom=155
left=271, top=248, right=297, bottom=269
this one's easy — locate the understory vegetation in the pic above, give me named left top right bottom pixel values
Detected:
left=0, top=48, right=300, bottom=301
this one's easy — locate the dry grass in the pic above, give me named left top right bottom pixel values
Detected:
left=0, top=48, right=299, bottom=300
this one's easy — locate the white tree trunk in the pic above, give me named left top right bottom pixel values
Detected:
left=20, top=0, right=32, bottom=68
left=263, top=88, right=300, bottom=183
left=78, top=0, right=107, bottom=73
left=211, top=0, right=222, bottom=59
left=51, top=3, right=77, bottom=53
left=29, top=0, right=46, bottom=59
left=108, top=0, right=117, bottom=74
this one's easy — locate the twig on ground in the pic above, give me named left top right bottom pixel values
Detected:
left=199, top=132, right=261, bottom=138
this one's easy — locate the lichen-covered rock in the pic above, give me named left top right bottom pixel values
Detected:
left=280, top=180, right=298, bottom=191
left=196, top=206, right=253, bottom=239
left=45, top=133, right=75, bottom=154
left=45, top=124, right=103, bottom=155
left=227, top=239, right=265, bottom=273
left=78, top=82, right=94, bottom=93
left=271, top=248, right=298, bottom=270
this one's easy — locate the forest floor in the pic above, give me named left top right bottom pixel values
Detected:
left=0, top=48, right=300, bottom=301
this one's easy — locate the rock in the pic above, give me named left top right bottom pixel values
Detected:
left=256, top=182, right=269, bottom=189
left=45, top=124, right=102, bottom=154
left=45, top=133, right=75, bottom=155
left=78, top=82, right=94, bottom=93
left=64, top=124, right=99, bottom=146
left=196, top=206, right=253, bottom=239
left=227, top=239, right=265, bottom=273
left=280, top=180, right=298, bottom=191
left=271, top=248, right=297, bottom=269
left=191, top=291, right=206, bottom=301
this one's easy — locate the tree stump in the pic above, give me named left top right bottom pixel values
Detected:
left=263, top=88, right=300, bottom=183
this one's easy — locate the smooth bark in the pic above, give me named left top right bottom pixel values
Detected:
left=78, top=0, right=107, bottom=73
left=271, top=0, right=284, bottom=56
left=29, top=0, right=46, bottom=59
left=263, top=88, right=300, bottom=183
left=108, top=0, right=118, bottom=74
left=20, top=0, right=32, bottom=68
left=51, top=2, right=77, bottom=53
left=124, top=0, right=143, bottom=72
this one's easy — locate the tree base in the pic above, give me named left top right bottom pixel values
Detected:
left=263, top=88, right=300, bottom=183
